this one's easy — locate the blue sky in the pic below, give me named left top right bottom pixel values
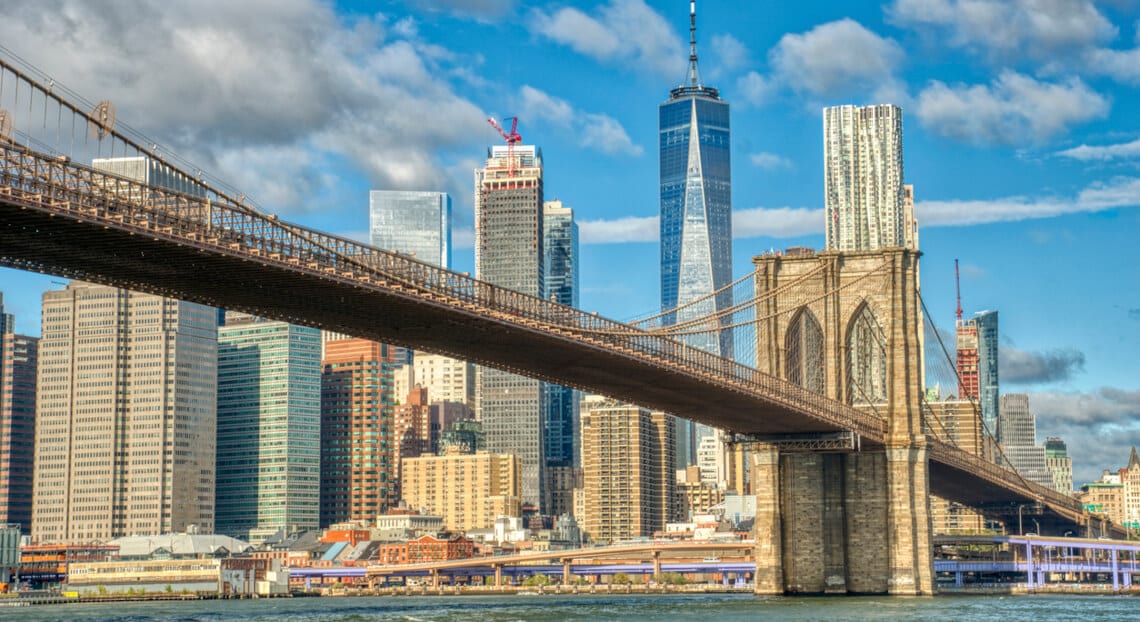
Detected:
left=1, top=0, right=1138, bottom=483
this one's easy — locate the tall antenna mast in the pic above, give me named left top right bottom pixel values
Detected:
left=955, top=259, right=963, bottom=321
left=688, top=0, right=700, bottom=86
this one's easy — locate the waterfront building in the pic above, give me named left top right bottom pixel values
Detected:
left=997, top=394, right=1052, bottom=489
left=32, top=283, right=217, bottom=543
left=1080, top=477, right=1125, bottom=526
left=400, top=448, right=522, bottom=532
left=475, top=143, right=548, bottom=510
left=659, top=2, right=732, bottom=467
left=320, top=339, right=396, bottom=527
left=1044, top=437, right=1074, bottom=495
left=1124, top=448, right=1140, bottom=530
left=369, top=190, right=452, bottom=269
left=696, top=432, right=728, bottom=489
left=217, top=313, right=321, bottom=543
left=0, top=294, right=37, bottom=533
left=543, top=200, right=580, bottom=470
left=580, top=396, right=674, bottom=543
left=956, top=310, right=999, bottom=439
left=823, top=104, right=914, bottom=251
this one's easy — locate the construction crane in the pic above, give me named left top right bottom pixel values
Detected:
left=487, top=116, right=522, bottom=177
left=955, top=258, right=963, bottom=321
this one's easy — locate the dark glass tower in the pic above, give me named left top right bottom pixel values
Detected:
left=659, top=1, right=732, bottom=466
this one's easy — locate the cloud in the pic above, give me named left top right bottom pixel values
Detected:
left=914, top=71, right=1109, bottom=145
left=517, top=86, right=642, bottom=156
left=529, top=0, right=684, bottom=78
left=0, top=0, right=490, bottom=214
left=1083, top=45, right=1140, bottom=85
left=735, top=71, right=776, bottom=106
left=916, top=176, right=1140, bottom=226
left=579, top=215, right=658, bottom=244
left=1031, top=388, right=1140, bottom=485
left=1057, top=137, right=1140, bottom=161
left=770, top=18, right=904, bottom=98
left=734, top=207, right=821, bottom=238
left=404, top=0, right=515, bottom=20
left=1001, top=347, right=1086, bottom=385
left=887, top=0, right=1117, bottom=63
left=749, top=152, right=793, bottom=170
left=710, top=34, right=749, bottom=72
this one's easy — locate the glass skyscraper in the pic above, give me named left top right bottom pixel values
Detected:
left=369, top=191, right=452, bottom=269
left=659, top=4, right=732, bottom=466
left=543, top=200, right=579, bottom=468
left=957, top=310, right=999, bottom=441
left=217, top=313, right=322, bottom=543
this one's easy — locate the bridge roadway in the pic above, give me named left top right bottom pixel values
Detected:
left=0, top=144, right=1087, bottom=529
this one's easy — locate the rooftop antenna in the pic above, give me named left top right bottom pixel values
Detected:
left=688, top=0, right=701, bottom=87
left=955, top=259, right=963, bottom=321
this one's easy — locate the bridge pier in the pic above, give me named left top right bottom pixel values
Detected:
left=751, top=445, right=933, bottom=595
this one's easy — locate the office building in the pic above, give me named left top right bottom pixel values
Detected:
left=92, top=156, right=207, bottom=199
left=0, top=294, right=37, bottom=533
left=957, top=310, right=999, bottom=439
left=1044, top=437, right=1074, bottom=495
left=659, top=3, right=733, bottom=467
left=216, top=314, right=321, bottom=543
left=580, top=396, right=674, bottom=543
left=320, top=339, right=396, bottom=527
left=997, top=394, right=1052, bottom=489
left=543, top=199, right=580, bottom=468
left=475, top=143, right=548, bottom=510
left=32, top=283, right=217, bottom=543
left=401, top=448, right=522, bottom=532
left=412, top=353, right=475, bottom=411
left=1123, top=448, right=1140, bottom=530
left=823, top=104, right=915, bottom=251
left=369, top=191, right=452, bottom=269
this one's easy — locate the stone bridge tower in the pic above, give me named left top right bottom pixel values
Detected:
left=748, top=247, right=932, bottom=595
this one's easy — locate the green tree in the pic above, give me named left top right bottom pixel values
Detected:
left=612, top=572, right=633, bottom=585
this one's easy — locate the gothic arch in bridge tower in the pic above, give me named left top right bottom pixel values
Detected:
left=784, top=307, right=824, bottom=394
left=845, top=300, right=888, bottom=407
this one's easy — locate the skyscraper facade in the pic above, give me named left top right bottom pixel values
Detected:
left=0, top=294, right=37, bottom=533
left=660, top=3, right=732, bottom=467
left=475, top=144, right=548, bottom=510
left=320, top=339, right=395, bottom=527
left=369, top=191, right=452, bottom=269
left=824, top=104, right=916, bottom=251
left=1044, top=437, right=1073, bottom=495
left=543, top=199, right=580, bottom=469
left=957, top=310, right=999, bottom=438
left=216, top=314, right=321, bottom=542
left=580, top=396, right=674, bottom=543
left=997, top=394, right=1052, bottom=489
left=32, top=283, right=217, bottom=543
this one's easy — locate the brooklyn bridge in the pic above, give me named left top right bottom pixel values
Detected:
left=0, top=52, right=1115, bottom=596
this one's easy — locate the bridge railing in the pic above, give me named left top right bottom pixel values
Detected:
left=0, top=143, right=886, bottom=437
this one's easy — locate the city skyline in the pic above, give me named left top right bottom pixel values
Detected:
left=0, top=1, right=1137, bottom=484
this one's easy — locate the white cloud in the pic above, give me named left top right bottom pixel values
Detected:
left=1083, top=46, right=1140, bottom=85
left=916, top=176, right=1140, bottom=226
left=530, top=0, right=684, bottom=78
left=1058, top=137, right=1140, bottom=161
left=518, top=86, right=641, bottom=156
left=0, top=0, right=490, bottom=214
left=749, top=152, right=793, bottom=170
left=735, top=71, right=775, bottom=107
left=710, top=34, right=749, bottom=72
left=914, top=71, right=1109, bottom=145
left=734, top=207, right=822, bottom=238
left=770, top=18, right=904, bottom=97
left=887, top=0, right=1117, bottom=62
left=580, top=216, right=658, bottom=244
left=405, top=0, right=515, bottom=21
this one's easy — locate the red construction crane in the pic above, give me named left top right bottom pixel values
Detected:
left=955, top=258, right=963, bottom=321
left=487, top=116, right=522, bottom=177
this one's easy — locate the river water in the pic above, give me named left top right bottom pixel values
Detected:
left=6, top=593, right=1137, bottom=622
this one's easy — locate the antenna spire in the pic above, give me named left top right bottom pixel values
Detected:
left=688, top=0, right=700, bottom=86
left=955, top=259, right=963, bottom=321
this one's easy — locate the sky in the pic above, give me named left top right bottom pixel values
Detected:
left=0, top=0, right=1138, bottom=485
